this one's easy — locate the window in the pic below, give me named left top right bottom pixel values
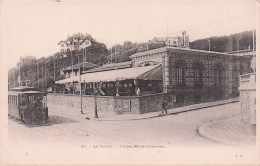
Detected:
left=175, top=60, right=186, bottom=85
left=102, top=83, right=106, bottom=88
left=61, top=44, right=64, bottom=47
left=193, top=62, right=203, bottom=85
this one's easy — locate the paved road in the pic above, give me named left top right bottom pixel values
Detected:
left=5, top=102, right=242, bottom=165
left=9, top=102, right=240, bottom=146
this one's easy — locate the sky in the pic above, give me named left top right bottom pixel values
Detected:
left=0, top=0, right=256, bottom=69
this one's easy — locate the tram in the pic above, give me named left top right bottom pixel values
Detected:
left=8, top=86, right=48, bottom=124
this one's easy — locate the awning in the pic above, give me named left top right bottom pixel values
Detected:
left=56, top=65, right=162, bottom=84
left=55, top=76, right=79, bottom=84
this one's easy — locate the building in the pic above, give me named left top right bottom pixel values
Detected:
left=149, top=31, right=189, bottom=48
left=83, top=61, right=132, bottom=73
left=239, top=73, right=256, bottom=132
left=226, top=49, right=256, bottom=72
left=130, top=46, right=251, bottom=104
left=60, top=62, right=99, bottom=78
left=58, top=33, right=93, bottom=53
left=51, top=46, right=251, bottom=115
left=19, top=56, right=36, bottom=66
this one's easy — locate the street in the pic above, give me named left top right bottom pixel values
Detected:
left=5, top=102, right=259, bottom=165
left=8, top=102, right=241, bottom=147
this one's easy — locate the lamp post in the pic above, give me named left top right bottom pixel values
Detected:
left=94, top=87, right=98, bottom=118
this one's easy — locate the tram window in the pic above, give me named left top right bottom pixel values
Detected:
left=111, top=83, right=115, bottom=87
left=102, top=83, right=106, bottom=88
left=129, top=83, right=133, bottom=87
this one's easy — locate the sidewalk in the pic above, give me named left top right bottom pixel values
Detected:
left=93, top=98, right=239, bottom=121
left=48, top=98, right=238, bottom=121
left=198, top=116, right=256, bottom=146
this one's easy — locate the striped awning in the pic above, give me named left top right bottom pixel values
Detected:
left=55, top=65, right=162, bottom=84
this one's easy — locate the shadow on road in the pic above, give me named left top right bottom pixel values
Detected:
left=8, top=115, right=79, bottom=128
left=47, top=115, right=79, bottom=125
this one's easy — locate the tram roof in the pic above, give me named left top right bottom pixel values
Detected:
left=9, top=90, right=43, bottom=95
left=9, top=86, right=36, bottom=92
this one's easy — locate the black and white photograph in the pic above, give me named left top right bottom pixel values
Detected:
left=0, top=0, right=259, bottom=165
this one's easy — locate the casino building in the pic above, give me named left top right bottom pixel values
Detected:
left=130, top=46, right=251, bottom=104
left=50, top=46, right=251, bottom=115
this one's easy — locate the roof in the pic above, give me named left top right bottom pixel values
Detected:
left=83, top=61, right=132, bottom=74
left=226, top=49, right=254, bottom=54
left=61, top=62, right=99, bottom=71
left=9, top=90, right=43, bottom=95
left=56, top=65, right=162, bottom=84
left=22, top=91, right=43, bottom=94
left=9, top=86, right=36, bottom=92
left=130, top=46, right=249, bottom=59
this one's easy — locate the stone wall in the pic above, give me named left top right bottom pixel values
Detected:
left=139, top=93, right=167, bottom=114
left=47, top=93, right=169, bottom=115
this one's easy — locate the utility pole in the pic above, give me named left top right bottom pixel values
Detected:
left=83, top=48, right=85, bottom=72
left=115, top=45, right=117, bottom=63
left=37, top=59, right=39, bottom=86
left=208, top=40, right=210, bottom=51
left=13, top=68, right=15, bottom=88
left=44, top=57, right=46, bottom=92
left=53, top=54, right=55, bottom=82
left=253, top=29, right=255, bottom=73
left=77, top=37, right=83, bottom=114
left=110, top=47, right=113, bottom=63
left=19, top=56, right=21, bottom=86
left=166, top=23, right=169, bottom=47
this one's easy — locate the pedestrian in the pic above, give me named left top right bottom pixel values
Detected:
left=161, top=100, right=168, bottom=115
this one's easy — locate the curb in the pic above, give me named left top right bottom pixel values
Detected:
left=198, top=117, right=255, bottom=146
left=92, top=99, right=239, bottom=121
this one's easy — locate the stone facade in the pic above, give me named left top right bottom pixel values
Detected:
left=130, top=47, right=251, bottom=105
left=239, top=73, right=256, bottom=125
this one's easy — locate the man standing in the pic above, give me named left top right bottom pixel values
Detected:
left=161, top=100, right=168, bottom=115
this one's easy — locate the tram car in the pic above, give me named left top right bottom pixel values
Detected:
left=8, top=86, right=48, bottom=124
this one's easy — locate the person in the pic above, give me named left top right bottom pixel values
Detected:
left=161, top=100, right=168, bottom=115
left=135, top=87, right=140, bottom=96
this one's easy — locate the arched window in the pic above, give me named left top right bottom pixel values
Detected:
left=175, top=60, right=186, bottom=86
left=193, top=62, right=203, bottom=86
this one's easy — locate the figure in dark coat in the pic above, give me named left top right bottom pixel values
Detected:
left=161, top=100, right=168, bottom=115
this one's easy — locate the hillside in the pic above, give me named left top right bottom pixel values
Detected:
left=8, top=39, right=109, bottom=91
left=8, top=30, right=256, bottom=91
left=189, top=30, right=256, bottom=52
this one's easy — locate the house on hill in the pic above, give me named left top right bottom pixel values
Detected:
left=58, top=33, right=93, bottom=53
